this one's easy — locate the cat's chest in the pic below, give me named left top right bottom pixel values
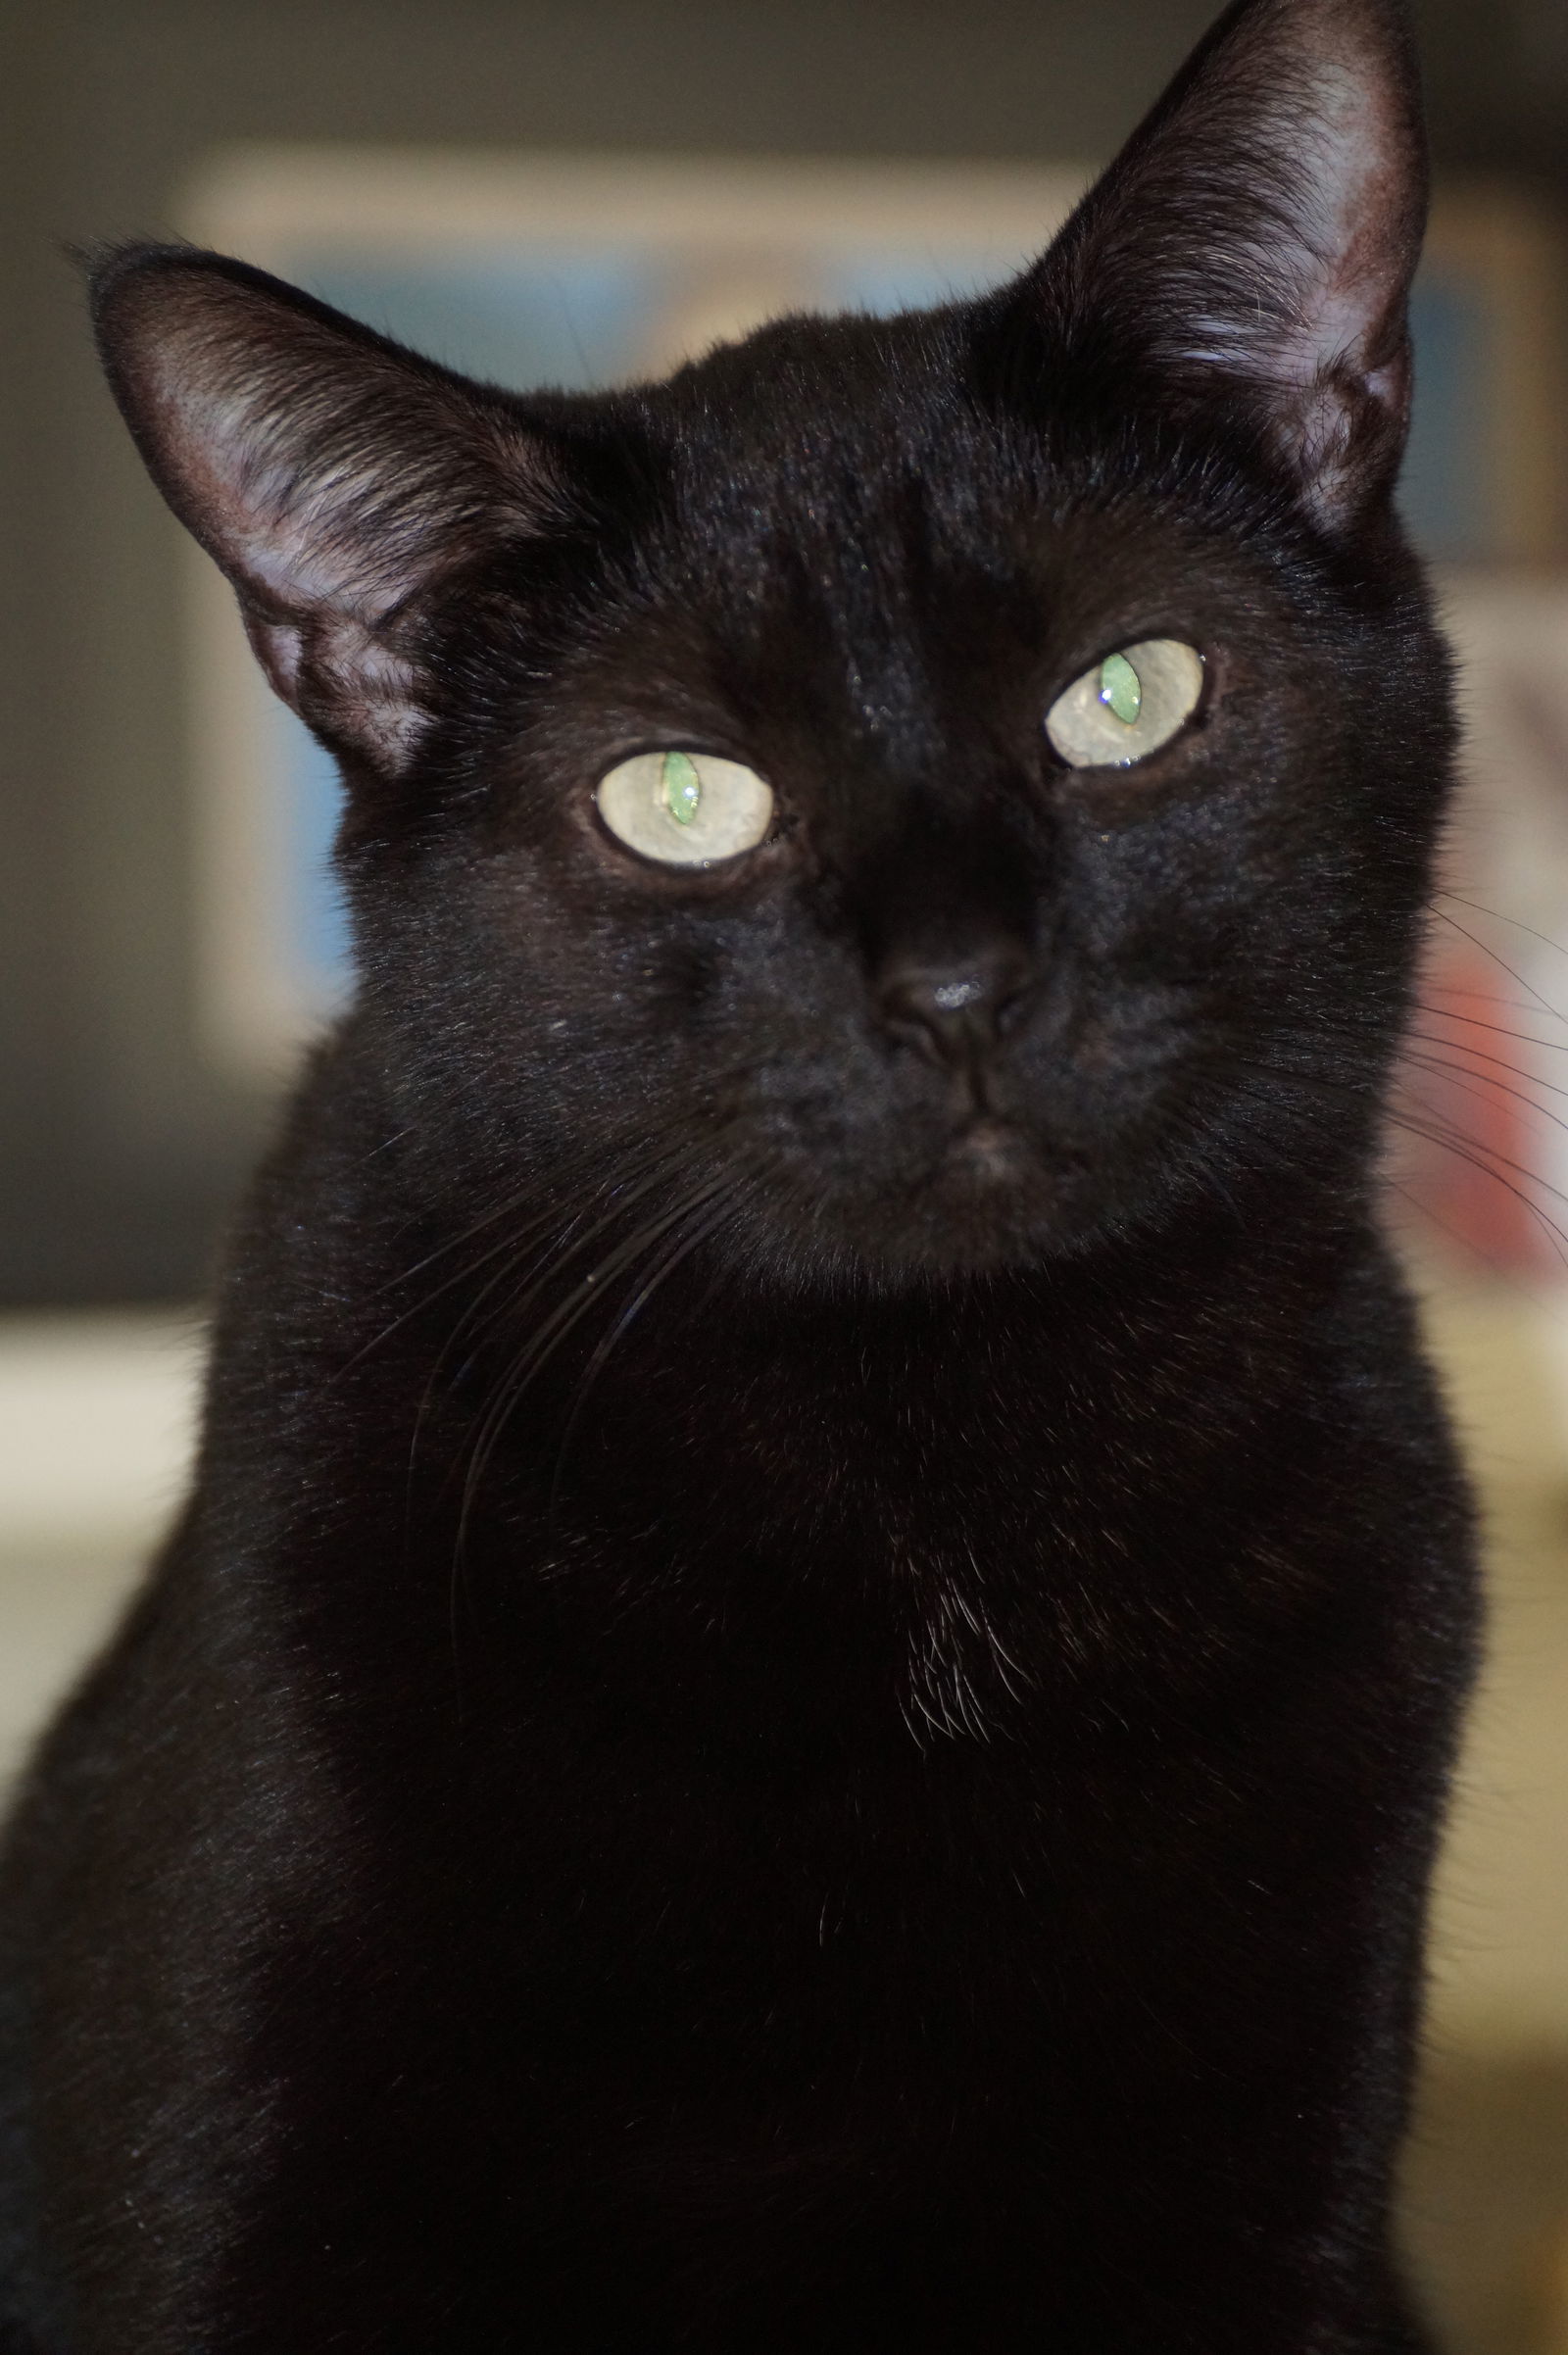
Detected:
left=451, top=1645, right=1149, bottom=2026
left=442, top=1726, right=1062, bottom=2138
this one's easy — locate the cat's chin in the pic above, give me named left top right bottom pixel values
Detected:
left=893, top=1130, right=1085, bottom=1277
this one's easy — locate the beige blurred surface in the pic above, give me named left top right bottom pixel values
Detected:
left=1419, top=1273, right=1568, bottom=2053
left=0, top=1311, right=200, bottom=1784
left=0, top=1283, right=1566, bottom=2348
left=1399, top=1264, right=1568, bottom=2354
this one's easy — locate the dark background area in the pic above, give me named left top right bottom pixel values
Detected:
left=2, top=0, right=1564, bottom=1303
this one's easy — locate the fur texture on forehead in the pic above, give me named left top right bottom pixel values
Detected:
left=90, top=0, right=1425, bottom=787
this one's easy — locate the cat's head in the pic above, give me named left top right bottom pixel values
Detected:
left=93, top=0, right=1451, bottom=1292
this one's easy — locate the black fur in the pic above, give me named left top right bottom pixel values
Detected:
left=0, top=0, right=1478, bottom=2345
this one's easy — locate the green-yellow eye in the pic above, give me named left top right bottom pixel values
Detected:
left=1099, top=652, right=1143, bottom=725
left=661, top=750, right=703, bottom=826
left=1046, top=639, right=1204, bottom=769
left=596, top=748, right=774, bottom=867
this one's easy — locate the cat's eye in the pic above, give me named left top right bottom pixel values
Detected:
left=1045, top=639, right=1205, bottom=769
left=595, top=749, right=775, bottom=867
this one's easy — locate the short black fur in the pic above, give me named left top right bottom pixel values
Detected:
left=0, top=0, right=1478, bottom=2345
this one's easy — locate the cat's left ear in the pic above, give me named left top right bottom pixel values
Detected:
left=1020, top=0, right=1428, bottom=531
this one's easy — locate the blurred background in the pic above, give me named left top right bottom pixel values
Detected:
left=5, top=3, right=1568, bottom=2346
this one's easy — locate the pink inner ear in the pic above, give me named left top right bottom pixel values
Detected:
left=242, top=608, right=424, bottom=767
left=1172, top=60, right=1417, bottom=398
left=1035, top=0, right=1426, bottom=527
left=96, top=252, right=569, bottom=775
left=204, top=416, right=446, bottom=769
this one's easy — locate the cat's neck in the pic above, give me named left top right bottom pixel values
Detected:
left=220, top=1027, right=1376, bottom=1550
left=192, top=1028, right=1407, bottom=1756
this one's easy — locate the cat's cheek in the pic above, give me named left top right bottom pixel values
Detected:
left=1053, top=770, right=1208, bottom=837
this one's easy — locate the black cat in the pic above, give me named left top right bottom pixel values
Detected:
left=0, top=0, right=1478, bottom=2345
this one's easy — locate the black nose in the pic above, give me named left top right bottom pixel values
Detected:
left=876, top=947, right=1034, bottom=1071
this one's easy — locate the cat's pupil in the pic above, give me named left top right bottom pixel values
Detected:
left=662, top=751, right=703, bottom=827
left=1099, top=654, right=1143, bottom=726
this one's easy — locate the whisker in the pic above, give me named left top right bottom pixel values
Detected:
left=406, top=1134, right=719, bottom=1503
left=1434, top=892, right=1568, bottom=975
left=452, top=1164, right=741, bottom=1560
left=1403, top=1032, right=1568, bottom=1105
left=1427, top=906, right=1566, bottom=1029
left=354, top=1127, right=708, bottom=1385
left=1398, top=1050, right=1568, bottom=1141
left=1218, top=1057, right=1568, bottom=1266
left=546, top=1169, right=761, bottom=1516
left=1392, top=1117, right=1568, bottom=1270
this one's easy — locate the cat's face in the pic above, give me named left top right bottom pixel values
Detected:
left=92, top=0, right=1452, bottom=1290
left=380, top=319, right=1445, bottom=1285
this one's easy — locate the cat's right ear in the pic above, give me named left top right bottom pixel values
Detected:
left=91, top=244, right=570, bottom=771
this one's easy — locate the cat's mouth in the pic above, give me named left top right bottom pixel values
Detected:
left=945, top=1117, right=1031, bottom=1179
left=857, top=1109, right=1083, bottom=1278
left=739, top=1075, right=1125, bottom=1279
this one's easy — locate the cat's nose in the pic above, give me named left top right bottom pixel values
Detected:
left=876, top=948, right=1034, bottom=1069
